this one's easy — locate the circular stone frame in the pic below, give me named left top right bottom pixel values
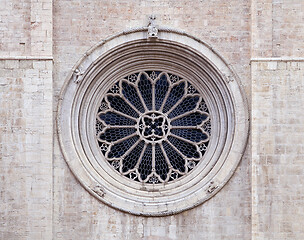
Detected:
left=57, top=28, right=249, bottom=216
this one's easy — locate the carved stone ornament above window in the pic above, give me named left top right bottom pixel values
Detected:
left=57, top=26, right=249, bottom=216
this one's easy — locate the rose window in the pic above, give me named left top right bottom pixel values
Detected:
left=95, top=71, right=211, bottom=184
left=58, top=29, right=249, bottom=215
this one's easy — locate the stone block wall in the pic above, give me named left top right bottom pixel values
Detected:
left=251, top=0, right=304, bottom=239
left=0, top=0, right=303, bottom=239
left=0, top=0, right=31, bottom=56
left=0, top=60, right=53, bottom=239
left=0, top=0, right=53, bottom=239
left=251, top=0, right=304, bottom=58
left=0, top=0, right=52, bottom=56
left=252, top=61, right=304, bottom=239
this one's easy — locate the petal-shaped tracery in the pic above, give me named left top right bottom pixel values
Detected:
left=96, top=71, right=211, bottom=184
left=107, top=95, right=139, bottom=118
left=142, top=115, right=165, bottom=137
left=168, top=96, right=200, bottom=119
left=171, top=112, right=208, bottom=126
left=138, top=73, right=153, bottom=110
left=98, top=128, right=136, bottom=142
left=162, top=82, right=186, bottom=113
left=138, top=144, right=153, bottom=180
left=155, top=74, right=169, bottom=110
left=122, top=81, right=145, bottom=113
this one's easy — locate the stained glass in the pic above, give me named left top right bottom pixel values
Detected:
left=96, top=71, right=211, bottom=184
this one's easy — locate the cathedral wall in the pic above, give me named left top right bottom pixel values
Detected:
left=0, top=59, right=53, bottom=239
left=1, top=0, right=303, bottom=239
left=251, top=1, right=304, bottom=239
left=52, top=0, right=251, bottom=239
left=0, top=0, right=31, bottom=56
left=252, top=60, right=304, bottom=240
left=0, top=0, right=52, bottom=56
left=251, top=0, right=304, bottom=58
left=0, top=0, right=53, bottom=239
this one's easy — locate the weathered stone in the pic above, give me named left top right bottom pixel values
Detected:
left=1, top=0, right=304, bottom=239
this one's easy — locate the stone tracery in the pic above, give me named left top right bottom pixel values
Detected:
left=96, top=71, right=211, bottom=184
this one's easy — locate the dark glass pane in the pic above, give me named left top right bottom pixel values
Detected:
left=138, top=73, right=152, bottom=110
left=162, top=82, right=185, bottom=113
left=168, top=96, right=200, bottom=119
left=155, top=144, right=169, bottom=180
left=108, top=136, right=139, bottom=159
left=98, top=128, right=136, bottom=142
left=107, top=95, right=139, bottom=118
left=168, top=136, right=200, bottom=159
left=171, top=112, right=208, bottom=126
left=122, top=140, right=145, bottom=172
left=99, top=112, right=136, bottom=126
left=122, top=81, right=145, bottom=113
left=171, top=129, right=208, bottom=143
left=155, top=74, right=169, bottom=110
left=163, top=141, right=185, bottom=173
left=138, top=144, right=153, bottom=180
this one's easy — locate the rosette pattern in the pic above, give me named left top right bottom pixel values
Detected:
left=96, top=71, right=211, bottom=184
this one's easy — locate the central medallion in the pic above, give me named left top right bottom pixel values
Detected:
left=137, top=112, right=169, bottom=142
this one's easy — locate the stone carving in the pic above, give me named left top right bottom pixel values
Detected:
left=91, top=185, right=105, bottom=198
left=224, top=74, right=234, bottom=83
left=73, top=68, right=84, bottom=84
left=207, top=181, right=219, bottom=193
left=148, top=15, right=158, bottom=39
left=58, top=28, right=249, bottom=215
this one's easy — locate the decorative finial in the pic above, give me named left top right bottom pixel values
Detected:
left=148, top=15, right=158, bottom=39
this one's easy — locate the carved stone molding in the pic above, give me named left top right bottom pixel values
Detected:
left=57, top=28, right=249, bottom=216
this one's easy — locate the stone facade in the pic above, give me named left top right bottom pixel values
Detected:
left=252, top=61, right=304, bottom=239
left=0, top=0, right=303, bottom=239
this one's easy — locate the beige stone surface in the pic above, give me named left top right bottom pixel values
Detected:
left=251, top=0, right=304, bottom=57
left=53, top=0, right=251, bottom=97
left=0, top=0, right=53, bottom=239
left=0, top=0, right=303, bottom=239
left=251, top=1, right=304, bottom=239
left=0, top=59, right=53, bottom=239
left=0, top=0, right=52, bottom=57
left=0, top=0, right=31, bottom=56
left=252, top=60, right=304, bottom=239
